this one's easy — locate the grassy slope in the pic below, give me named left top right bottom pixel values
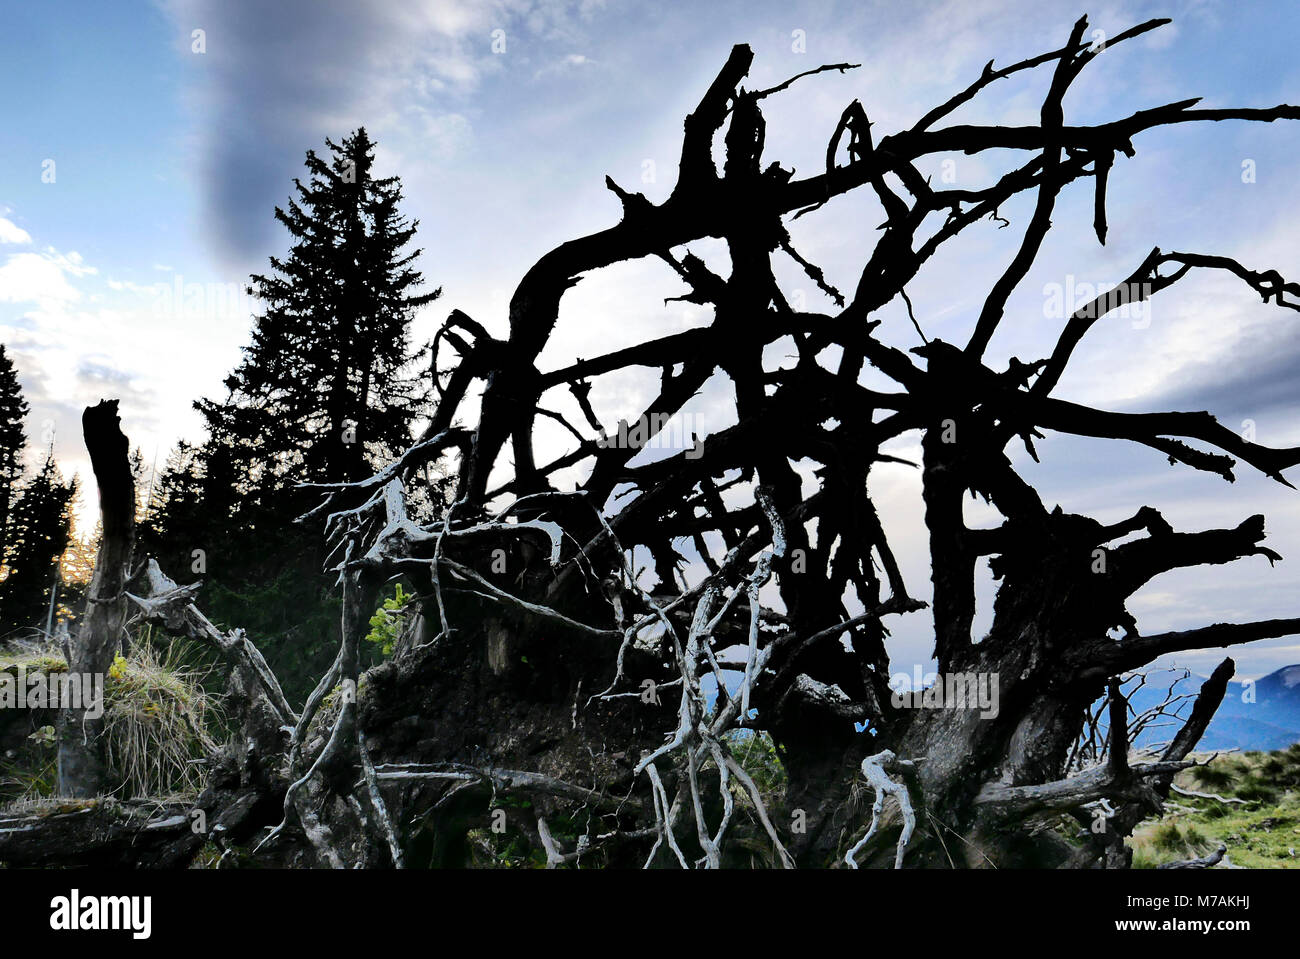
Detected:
left=1130, top=744, right=1300, bottom=868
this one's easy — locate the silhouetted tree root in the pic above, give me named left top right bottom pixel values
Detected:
left=6, top=15, right=1300, bottom=869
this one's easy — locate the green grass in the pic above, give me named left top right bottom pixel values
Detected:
left=0, top=647, right=68, bottom=675
left=1130, top=745, right=1300, bottom=868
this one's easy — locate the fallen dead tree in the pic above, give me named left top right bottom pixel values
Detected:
left=4, top=15, right=1300, bottom=869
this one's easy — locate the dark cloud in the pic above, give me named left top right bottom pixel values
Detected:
left=161, top=0, right=621, bottom=269
left=162, top=0, right=444, bottom=266
left=1126, top=322, right=1300, bottom=427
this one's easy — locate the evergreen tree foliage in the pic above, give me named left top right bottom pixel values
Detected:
left=0, top=345, right=29, bottom=566
left=0, top=452, right=76, bottom=638
left=144, top=129, right=442, bottom=701
left=198, top=125, right=440, bottom=491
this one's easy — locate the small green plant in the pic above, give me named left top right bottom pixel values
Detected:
left=1235, top=779, right=1279, bottom=805
left=1183, top=823, right=1208, bottom=847
left=27, top=725, right=56, bottom=746
left=0, top=726, right=59, bottom=803
left=0, top=642, right=68, bottom=676
left=0, top=751, right=58, bottom=803
left=366, top=583, right=411, bottom=656
left=0, top=633, right=223, bottom=806
left=0, top=646, right=68, bottom=803
left=313, top=674, right=370, bottom=733
left=728, top=729, right=787, bottom=796
left=108, top=652, right=128, bottom=682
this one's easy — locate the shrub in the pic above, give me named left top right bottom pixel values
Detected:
left=366, top=583, right=412, bottom=657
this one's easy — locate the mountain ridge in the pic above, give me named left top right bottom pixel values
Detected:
left=1128, top=664, right=1300, bottom=752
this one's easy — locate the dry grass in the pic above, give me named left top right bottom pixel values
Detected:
left=0, top=632, right=224, bottom=804
left=0, top=640, right=68, bottom=675
left=102, top=636, right=223, bottom=798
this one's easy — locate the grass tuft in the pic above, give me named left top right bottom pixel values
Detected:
left=0, top=633, right=224, bottom=805
left=102, top=636, right=223, bottom=798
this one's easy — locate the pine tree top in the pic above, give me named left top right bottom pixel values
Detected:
left=189, top=127, right=441, bottom=501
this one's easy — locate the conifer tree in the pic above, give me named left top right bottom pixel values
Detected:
left=0, top=345, right=30, bottom=565
left=196, top=126, right=440, bottom=492
left=148, top=129, right=441, bottom=699
left=0, top=452, right=76, bottom=637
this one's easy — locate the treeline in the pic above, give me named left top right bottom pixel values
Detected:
left=0, top=344, right=81, bottom=638
left=2, top=128, right=445, bottom=703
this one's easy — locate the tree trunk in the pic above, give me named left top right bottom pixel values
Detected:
left=56, top=400, right=134, bottom=797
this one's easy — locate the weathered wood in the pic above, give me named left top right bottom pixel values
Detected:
left=9, top=16, right=1300, bottom=870
left=56, top=400, right=135, bottom=797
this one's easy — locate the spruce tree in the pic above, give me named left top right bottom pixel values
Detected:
left=0, top=452, right=76, bottom=637
left=196, top=126, right=440, bottom=491
left=0, top=345, right=29, bottom=566
left=148, top=128, right=441, bottom=700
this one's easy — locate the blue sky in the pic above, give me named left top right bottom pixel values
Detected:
left=2, top=0, right=1299, bottom=679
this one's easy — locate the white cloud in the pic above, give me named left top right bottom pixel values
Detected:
left=0, top=250, right=96, bottom=307
left=0, top=218, right=32, bottom=245
left=535, top=52, right=595, bottom=79
left=107, top=277, right=166, bottom=296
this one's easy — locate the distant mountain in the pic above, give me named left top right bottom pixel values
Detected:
left=1127, top=665, right=1300, bottom=753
